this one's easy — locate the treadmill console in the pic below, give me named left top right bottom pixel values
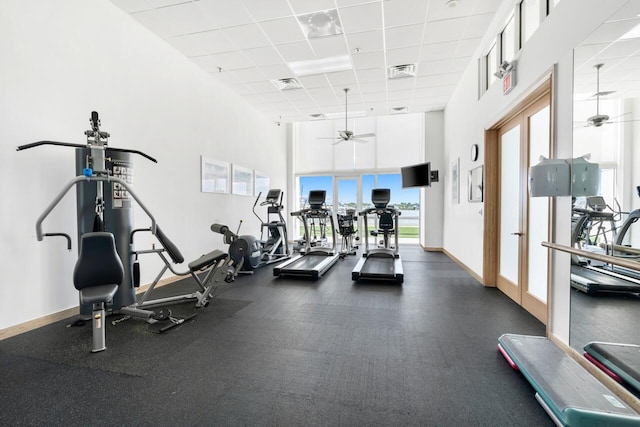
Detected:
left=308, top=190, right=326, bottom=209
left=372, top=188, right=391, bottom=209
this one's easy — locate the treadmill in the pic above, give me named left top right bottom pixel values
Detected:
left=273, top=190, right=339, bottom=280
left=352, top=188, right=403, bottom=284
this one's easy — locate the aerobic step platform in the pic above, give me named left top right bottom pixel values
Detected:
left=498, top=334, right=640, bottom=427
left=584, top=342, right=640, bottom=396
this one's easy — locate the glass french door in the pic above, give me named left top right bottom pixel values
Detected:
left=497, top=94, right=550, bottom=324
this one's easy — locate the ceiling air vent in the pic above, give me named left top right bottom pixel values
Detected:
left=309, top=114, right=326, bottom=120
left=390, top=107, right=410, bottom=114
left=387, top=64, right=417, bottom=79
left=272, top=77, right=303, bottom=91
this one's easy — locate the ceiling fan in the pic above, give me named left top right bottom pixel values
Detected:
left=318, top=88, right=376, bottom=145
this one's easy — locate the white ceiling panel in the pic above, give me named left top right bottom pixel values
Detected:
left=385, top=24, right=424, bottom=50
left=222, top=23, right=272, bottom=50
left=242, top=46, right=285, bottom=66
left=259, top=17, right=306, bottom=45
left=351, top=51, right=385, bottom=70
left=197, top=0, right=254, bottom=28
left=275, top=41, right=317, bottom=62
left=345, top=30, right=384, bottom=53
left=383, top=0, right=429, bottom=28
left=310, top=35, right=350, bottom=58
left=241, top=0, right=293, bottom=21
left=580, top=21, right=638, bottom=46
left=110, top=0, right=504, bottom=122
left=462, top=13, right=495, bottom=39
left=339, top=3, right=383, bottom=34
left=386, top=46, right=420, bottom=66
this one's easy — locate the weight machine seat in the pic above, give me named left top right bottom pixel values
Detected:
left=188, top=249, right=227, bottom=272
left=74, top=232, right=124, bottom=293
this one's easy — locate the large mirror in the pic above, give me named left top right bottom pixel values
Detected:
left=571, top=0, right=640, bottom=353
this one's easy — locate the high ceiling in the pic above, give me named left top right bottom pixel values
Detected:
left=109, top=0, right=503, bottom=123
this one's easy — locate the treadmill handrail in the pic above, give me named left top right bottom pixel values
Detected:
left=36, top=175, right=157, bottom=241
left=542, top=241, right=640, bottom=272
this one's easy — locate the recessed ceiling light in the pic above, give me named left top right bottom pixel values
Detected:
left=619, top=22, right=640, bottom=40
left=271, top=77, right=303, bottom=91
left=296, top=9, right=343, bottom=39
left=288, top=55, right=352, bottom=77
left=325, top=110, right=365, bottom=119
left=309, top=114, right=326, bottom=120
left=387, top=64, right=417, bottom=79
left=446, top=0, right=460, bottom=7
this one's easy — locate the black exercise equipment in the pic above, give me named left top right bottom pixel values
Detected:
left=273, top=190, right=339, bottom=280
left=73, top=232, right=123, bottom=352
left=337, top=208, right=358, bottom=257
left=352, top=188, right=403, bottom=284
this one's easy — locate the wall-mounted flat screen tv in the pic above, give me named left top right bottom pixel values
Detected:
left=401, top=162, right=431, bottom=188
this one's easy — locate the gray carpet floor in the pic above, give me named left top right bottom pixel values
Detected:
left=0, top=245, right=553, bottom=426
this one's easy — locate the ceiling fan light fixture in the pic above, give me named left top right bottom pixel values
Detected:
left=296, top=9, right=343, bottom=39
left=387, top=64, right=417, bottom=79
left=309, top=113, right=326, bottom=120
left=271, top=77, right=303, bottom=91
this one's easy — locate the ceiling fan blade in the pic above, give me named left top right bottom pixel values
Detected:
left=350, top=138, right=370, bottom=144
left=608, top=111, right=632, bottom=121
left=351, top=133, right=376, bottom=138
left=317, top=137, right=343, bottom=140
left=606, top=119, right=640, bottom=124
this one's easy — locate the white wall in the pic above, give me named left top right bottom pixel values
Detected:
left=442, top=0, right=627, bottom=342
left=421, top=111, right=444, bottom=249
left=0, top=0, right=287, bottom=330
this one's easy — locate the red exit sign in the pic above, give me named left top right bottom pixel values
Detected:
left=503, top=69, right=516, bottom=95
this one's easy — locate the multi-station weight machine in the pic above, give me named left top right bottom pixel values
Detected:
left=18, top=112, right=237, bottom=352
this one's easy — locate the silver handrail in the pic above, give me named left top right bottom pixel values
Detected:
left=541, top=241, right=640, bottom=272
left=36, top=175, right=156, bottom=241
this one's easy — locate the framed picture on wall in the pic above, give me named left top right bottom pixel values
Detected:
left=451, top=157, right=460, bottom=204
left=201, top=156, right=230, bottom=193
left=254, top=170, right=270, bottom=197
left=232, top=164, right=254, bottom=196
left=468, top=165, right=484, bottom=203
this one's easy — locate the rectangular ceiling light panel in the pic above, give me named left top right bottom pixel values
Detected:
left=288, top=55, right=352, bottom=76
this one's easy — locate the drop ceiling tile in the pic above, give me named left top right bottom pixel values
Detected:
left=276, top=41, right=317, bottom=62
left=298, top=75, right=331, bottom=88
left=417, top=59, right=451, bottom=76
left=245, top=80, right=280, bottom=94
left=448, top=57, right=471, bottom=73
left=355, top=68, right=386, bottom=83
left=242, top=46, right=285, bottom=66
left=420, top=41, right=457, bottom=61
left=131, top=9, right=184, bottom=38
left=222, top=23, right=272, bottom=49
left=415, top=75, right=444, bottom=88
left=454, top=37, right=482, bottom=58
left=291, top=98, right=319, bottom=109
left=366, top=102, right=389, bottom=114
left=260, top=64, right=295, bottom=79
left=427, top=1, right=475, bottom=22
left=230, top=83, right=256, bottom=96
left=387, top=89, right=413, bottom=102
left=232, top=67, right=268, bottom=82
left=147, top=0, right=191, bottom=7
left=472, top=0, right=504, bottom=15
left=599, top=38, right=640, bottom=59
left=361, top=91, right=387, bottom=102
left=310, top=35, right=350, bottom=58
left=197, top=0, right=253, bottom=28
left=167, top=30, right=234, bottom=57
left=386, top=46, right=420, bottom=66
left=387, top=78, right=415, bottom=92
left=385, top=24, right=424, bottom=50
left=336, top=0, right=378, bottom=6
left=462, top=13, right=494, bottom=39
left=288, top=0, right=336, bottom=15
left=346, top=30, right=384, bottom=53
left=158, top=2, right=220, bottom=35
left=359, top=81, right=387, bottom=93
left=241, top=0, right=293, bottom=21
left=351, top=50, right=385, bottom=70
left=339, top=3, right=383, bottom=34
left=326, top=70, right=357, bottom=85
left=384, top=0, right=429, bottom=28
left=441, top=72, right=464, bottom=85
left=306, top=87, right=340, bottom=101
left=423, top=18, right=467, bottom=44
left=209, top=69, right=242, bottom=84
left=259, top=17, right=306, bottom=45
left=202, top=51, right=254, bottom=71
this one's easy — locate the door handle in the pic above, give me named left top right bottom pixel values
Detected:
left=511, top=232, right=523, bottom=236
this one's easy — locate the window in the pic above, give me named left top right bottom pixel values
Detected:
left=486, top=42, right=497, bottom=89
left=521, top=0, right=541, bottom=43
left=501, top=14, right=517, bottom=63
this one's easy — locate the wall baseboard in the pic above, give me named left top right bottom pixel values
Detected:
left=421, top=245, right=442, bottom=252
left=441, top=248, right=487, bottom=285
left=0, top=275, right=185, bottom=341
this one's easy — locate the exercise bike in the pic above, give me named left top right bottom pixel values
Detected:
left=224, top=189, right=291, bottom=272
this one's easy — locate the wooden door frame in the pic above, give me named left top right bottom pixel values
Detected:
left=483, top=76, right=553, bottom=324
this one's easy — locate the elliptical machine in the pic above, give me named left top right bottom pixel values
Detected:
left=227, top=189, right=291, bottom=272
left=337, top=208, right=358, bottom=257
